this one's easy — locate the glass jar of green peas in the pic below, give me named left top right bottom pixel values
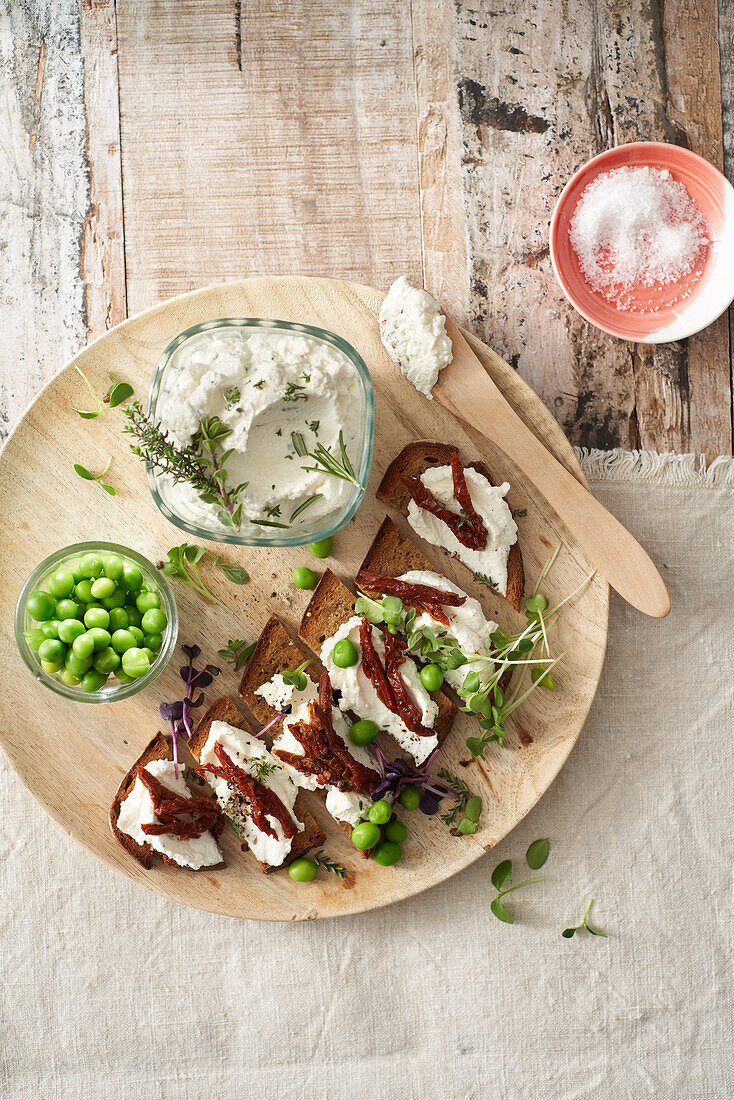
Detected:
left=14, top=543, right=178, bottom=703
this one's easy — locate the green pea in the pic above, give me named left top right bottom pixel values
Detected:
left=90, top=577, right=115, bottom=600
left=84, top=606, right=110, bottom=630
left=24, top=628, right=45, bottom=651
left=143, top=632, right=163, bottom=653
left=374, top=841, right=402, bottom=866
left=72, top=633, right=95, bottom=660
left=348, top=719, right=379, bottom=746
left=384, top=819, right=407, bottom=844
left=420, top=664, right=444, bottom=692
left=292, top=566, right=318, bottom=590
left=93, top=647, right=121, bottom=675
left=111, top=629, right=137, bottom=653
left=141, top=607, right=167, bottom=634
left=288, top=858, right=318, bottom=882
left=120, top=564, right=144, bottom=593
left=55, top=598, right=79, bottom=620
left=41, top=620, right=61, bottom=639
left=65, top=650, right=92, bottom=677
left=399, top=786, right=421, bottom=811
left=87, top=627, right=111, bottom=652
left=140, top=647, right=156, bottom=664
left=27, top=590, right=56, bottom=622
left=308, top=537, right=333, bottom=558
left=73, top=579, right=94, bottom=603
left=71, top=569, right=86, bottom=584
left=81, top=669, right=108, bottom=693
left=58, top=618, right=86, bottom=644
left=351, top=821, right=381, bottom=851
left=41, top=659, right=65, bottom=674
left=58, top=669, right=81, bottom=687
left=125, top=605, right=142, bottom=628
left=79, top=553, right=103, bottom=578
left=108, top=607, right=129, bottom=632
left=103, top=554, right=124, bottom=581
left=47, top=570, right=75, bottom=598
left=135, top=591, right=160, bottom=613
left=368, top=799, right=392, bottom=825
left=129, top=626, right=144, bottom=646
left=121, top=647, right=151, bottom=678
left=332, top=638, right=358, bottom=668
left=102, top=587, right=127, bottom=610
left=39, top=638, right=66, bottom=664
left=114, top=669, right=136, bottom=685
left=462, top=671, right=480, bottom=695
left=465, top=796, right=482, bottom=823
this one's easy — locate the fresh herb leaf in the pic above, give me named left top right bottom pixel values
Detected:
left=73, top=455, right=116, bottom=495
left=312, top=850, right=347, bottom=878
left=491, top=896, right=514, bottom=924
left=107, top=381, right=134, bottom=408
left=72, top=365, right=134, bottom=417
left=562, top=898, right=606, bottom=939
left=289, top=494, right=323, bottom=522
left=526, top=837, right=550, bottom=870
left=218, top=639, right=256, bottom=669
left=299, top=429, right=363, bottom=488
left=472, top=571, right=497, bottom=589
left=308, top=420, right=320, bottom=434
left=223, top=386, right=241, bottom=409
left=281, top=659, right=312, bottom=691
left=158, top=544, right=226, bottom=607
left=490, top=859, right=547, bottom=925
left=491, top=859, right=512, bottom=891
left=73, top=408, right=101, bottom=420
left=437, top=770, right=481, bottom=833
left=214, top=558, right=250, bottom=584
left=515, top=508, right=527, bottom=517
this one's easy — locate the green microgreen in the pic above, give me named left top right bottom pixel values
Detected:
left=490, top=859, right=548, bottom=924
left=562, top=898, right=607, bottom=939
left=280, top=659, right=312, bottom=692
left=73, top=455, right=116, bottom=496
left=157, top=544, right=226, bottom=607
left=218, top=638, right=256, bottom=670
left=438, top=769, right=482, bottom=834
left=526, top=837, right=550, bottom=869
left=72, top=366, right=134, bottom=418
left=292, top=429, right=363, bottom=488
left=312, top=850, right=347, bottom=878
left=213, top=557, right=250, bottom=584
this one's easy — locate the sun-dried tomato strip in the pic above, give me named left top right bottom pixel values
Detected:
left=359, top=617, right=398, bottom=712
left=277, top=671, right=379, bottom=796
left=397, top=453, right=487, bottom=551
left=357, top=569, right=466, bottom=628
left=138, top=767, right=224, bottom=841
left=382, top=631, right=434, bottom=737
left=195, top=743, right=297, bottom=841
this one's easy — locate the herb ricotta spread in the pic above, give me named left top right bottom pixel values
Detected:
left=379, top=276, right=453, bottom=397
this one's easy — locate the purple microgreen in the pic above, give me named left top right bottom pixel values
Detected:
left=371, top=746, right=451, bottom=811
left=160, top=644, right=221, bottom=776
left=257, top=705, right=292, bottom=739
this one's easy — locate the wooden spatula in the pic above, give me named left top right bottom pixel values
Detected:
left=433, top=321, right=670, bottom=618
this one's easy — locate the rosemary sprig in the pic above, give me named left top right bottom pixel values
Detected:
left=289, top=494, right=323, bottom=522
left=291, top=430, right=363, bottom=489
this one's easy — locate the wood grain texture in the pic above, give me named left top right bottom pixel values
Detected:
left=445, top=0, right=732, bottom=460
left=0, top=276, right=607, bottom=920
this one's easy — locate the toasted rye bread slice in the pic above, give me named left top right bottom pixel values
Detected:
left=299, top=569, right=457, bottom=749
left=239, top=613, right=319, bottom=726
left=190, top=695, right=325, bottom=874
left=109, top=732, right=225, bottom=872
left=358, top=516, right=513, bottom=694
left=376, top=441, right=524, bottom=612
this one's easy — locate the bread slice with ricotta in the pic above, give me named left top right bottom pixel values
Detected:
left=190, top=695, right=325, bottom=874
left=376, top=441, right=525, bottom=612
left=110, top=732, right=225, bottom=872
left=299, top=569, right=457, bottom=760
left=239, top=613, right=319, bottom=727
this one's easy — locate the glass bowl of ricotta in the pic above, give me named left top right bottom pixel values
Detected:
left=146, top=318, right=375, bottom=546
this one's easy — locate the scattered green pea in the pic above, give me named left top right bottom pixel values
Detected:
left=420, top=664, right=444, bottom=692
left=374, top=841, right=402, bottom=866
left=351, top=821, right=381, bottom=851
left=384, top=819, right=407, bottom=844
left=332, top=638, right=358, bottom=668
left=368, top=799, right=392, bottom=825
left=292, top=566, right=318, bottom=590
left=348, top=719, right=379, bottom=746
left=399, top=786, right=421, bottom=811
left=27, top=590, right=55, bottom=622
left=308, top=537, right=333, bottom=558
left=84, top=606, right=110, bottom=630
left=288, top=858, right=318, bottom=882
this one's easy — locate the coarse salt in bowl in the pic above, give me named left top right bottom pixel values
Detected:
left=549, top=142, right=734, bottom=343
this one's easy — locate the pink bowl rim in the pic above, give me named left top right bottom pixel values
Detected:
left=549, top=141, right=734, bottom=343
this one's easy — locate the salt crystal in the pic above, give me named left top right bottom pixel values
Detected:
left=569, top=166, right=709, bottom=307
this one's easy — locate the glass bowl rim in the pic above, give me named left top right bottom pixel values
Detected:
left=145, top=317, right=375, bottom=547
left=15, top=541, right=179, bottom=704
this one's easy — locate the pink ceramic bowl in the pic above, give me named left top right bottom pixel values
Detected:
left=549, top=142, right=734, bottom=343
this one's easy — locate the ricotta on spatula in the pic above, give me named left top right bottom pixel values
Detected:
left=379, top=276, right=453, bottom=398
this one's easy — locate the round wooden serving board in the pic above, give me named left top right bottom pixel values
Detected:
left=0, top=277, right=608, bottom=921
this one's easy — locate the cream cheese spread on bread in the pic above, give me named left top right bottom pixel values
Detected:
left=398, top=570, right=498, bottom=690
left=379, top=276, right=453, bottom=397
left=256, top=674, right=376, bottom=826
left=321, top=615, right=439, bottom=765
left=406, top=465, right=517, bottom=595
left=199, top=719, right=303, bottom=867
left=116, top=758, right=223, bottom=871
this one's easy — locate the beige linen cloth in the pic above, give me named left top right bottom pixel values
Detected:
left=1, top=451, right=732, bottom=1100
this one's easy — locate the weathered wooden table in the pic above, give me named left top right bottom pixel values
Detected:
left=2, top=1, right=732, bottom=461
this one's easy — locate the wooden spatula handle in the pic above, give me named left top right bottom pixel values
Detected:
left=435, top=326, right=671, bottom=618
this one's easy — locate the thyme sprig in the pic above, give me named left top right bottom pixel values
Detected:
left=312, top=850, right=347, bottom=878
left=248, top=758, right=280, bottom=783
left=291, top=430, right=363, bottom=489
left=438, top=770, right=482, bottom=834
